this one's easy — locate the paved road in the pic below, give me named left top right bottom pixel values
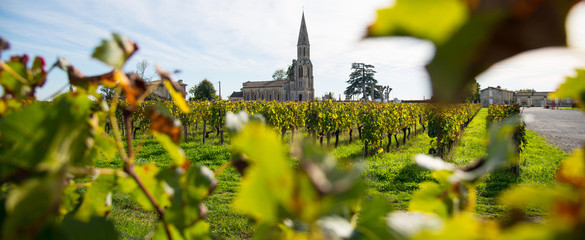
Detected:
left=522, top=108, right=585, bottom=153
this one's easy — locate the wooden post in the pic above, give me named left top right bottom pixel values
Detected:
left=203, top=120, right=207, bottom=144
left=363, top=140, right=368, bottom=157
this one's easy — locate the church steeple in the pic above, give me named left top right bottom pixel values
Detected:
left=297, top=12, right=310, bottom=46
left=292, top=11, right=314, bottom=101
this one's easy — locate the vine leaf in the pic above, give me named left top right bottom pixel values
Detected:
left=497, top=185, right=554, bottom=211
left=550, top=69, right=585, bottom=108
left=367, top=0, right=468, bottom=46
left=556, top=148, right=585, bottom=188
left=231, top=122, right=294, bottom=223
left=62, top=216, right=119, bottom=240
left=367, top=0, right=579, bottom=102
left=408, top=181, right=449, bottom=218
left=92, top=33, right=137, bottom=69
left=150, top=105, right=182, bottom=144
left=74, top=175, right=115, bottom=221
left=117, top=72, right=146, bottom=108
left=0, top=55, right=46, bottom=99
left=156, top=66, right=190, bottom=113
left=354, top=196, right=394, bottom=239
left=118, top=164, right=171, bottom=211
left=2, top=174, right=65, bottom=239
left=158, top=165, right=216, bottom=232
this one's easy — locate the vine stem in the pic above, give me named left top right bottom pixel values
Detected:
left=0, top=60, right=28, bottom=84
left=121, top=100, right=173, bottom=240
left=104, top=84, right=172, bottom=239
left=124, top=163, right=172, bottom=239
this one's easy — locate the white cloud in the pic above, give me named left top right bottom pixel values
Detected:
left=1, top=0, right=584, bottom=100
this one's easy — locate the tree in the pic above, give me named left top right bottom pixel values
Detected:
left=135, top=59, right=155, bottom=82
left=286, top=59, right=296, bottom=80
left=189, top=78, right=217, bottom=101
left=344, top=63, right=381, bottom=100
left=272, top=69, right=287, bottom=81
left=99, top=86, right=116, bottom=101
left=323, top=92, right=335, bottom=100
left=464, top=79, right=480, bottom=103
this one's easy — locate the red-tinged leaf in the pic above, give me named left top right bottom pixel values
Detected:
left=31, top=57, right=46, bottom=87
left=117, top=71, right=146, bottom=108
left=0, top=37, right=9, bottom=53
left=66, top=65, right=115, bottom=92
left=149, top=105, right=182, bottom=143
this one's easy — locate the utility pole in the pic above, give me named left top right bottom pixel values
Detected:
left=219, top=81, right=221, bottom=100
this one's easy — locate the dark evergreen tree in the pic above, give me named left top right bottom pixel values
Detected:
left=286, top=59, right=296, bottom=81
left=344, top=63, right=381, bottom=100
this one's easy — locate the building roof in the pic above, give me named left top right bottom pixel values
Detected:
left=242, top=80, right=286, bottom=88
left=297, top=12, right=310, bottom=46
left=515, top=91, right=551, bottom=96
left=480, top=86, right=514, bottom=93
left=230, top=91, right=243, bottom=98
left=146, top=79, right=188, bottom=87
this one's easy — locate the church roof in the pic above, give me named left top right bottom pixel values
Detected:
left=297, top=12, right=310, bottom=46
left=242, top=80, right=286, bottom=88
left=230, top=91, right=243, bottom=98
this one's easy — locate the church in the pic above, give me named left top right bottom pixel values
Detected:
left=229, top=12, right=314, bottom=101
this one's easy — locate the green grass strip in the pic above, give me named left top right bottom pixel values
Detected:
left=449, top=108, right=566, bottom=218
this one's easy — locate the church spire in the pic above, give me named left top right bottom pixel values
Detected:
left=297, top=12, right=310, bottom=46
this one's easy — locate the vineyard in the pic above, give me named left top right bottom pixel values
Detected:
left=108, top=100, right=480, bottom=157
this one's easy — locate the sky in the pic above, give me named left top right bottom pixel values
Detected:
left=1, top=0, right=585, bottom=101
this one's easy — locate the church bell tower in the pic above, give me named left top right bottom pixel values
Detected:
left=292, top=12, right=314, bottom=101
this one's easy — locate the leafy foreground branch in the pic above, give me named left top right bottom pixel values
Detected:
left=3, top=24, right=585, bottom=239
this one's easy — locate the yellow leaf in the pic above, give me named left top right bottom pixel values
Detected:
left=164, top=80, right=190, bottom=113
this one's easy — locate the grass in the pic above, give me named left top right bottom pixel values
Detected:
left=448, top=108, right=567, bottom=218
left=331, top=127, right=433, bottom=210
left=100, top=109, right=567, bottom=238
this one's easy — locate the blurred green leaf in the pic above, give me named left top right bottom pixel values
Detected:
left=426, top=12, right=502, bottom=102
left=0, top=58, right=28, bottom=98
left=92, top=33, right=137, bottom=69
left=2, top=175, right=64, bottom=239
left=354, top=196, right=394, bottom=240
left=498, top=185, right=553, bottom=211
left=118, top=164, right=171, bottom=211
left=556, top=148, right=585, bottom=187
left=184, top=221, right=211, bottom=240
left=408, top=182, right=449, bottom=218
left=62, top=216, right=118, bottom=240
left=157, top=66, right=190, bottom=114
left=74, top=175, right=115, bottom=221
left=93, top=131, right=117, bottom=162
left=153, top=131, right=187, bottom=167
left=231, top=122, right=294, bottom=223
left=367, top=0, right=468, bottom=45
left=550, top=69, right=585, bottom=106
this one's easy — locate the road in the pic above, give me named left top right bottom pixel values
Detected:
left=522, top=107, right=585, bottom=153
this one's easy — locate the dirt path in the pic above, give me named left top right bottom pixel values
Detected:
left=521, top=108, right=585, bottom=153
